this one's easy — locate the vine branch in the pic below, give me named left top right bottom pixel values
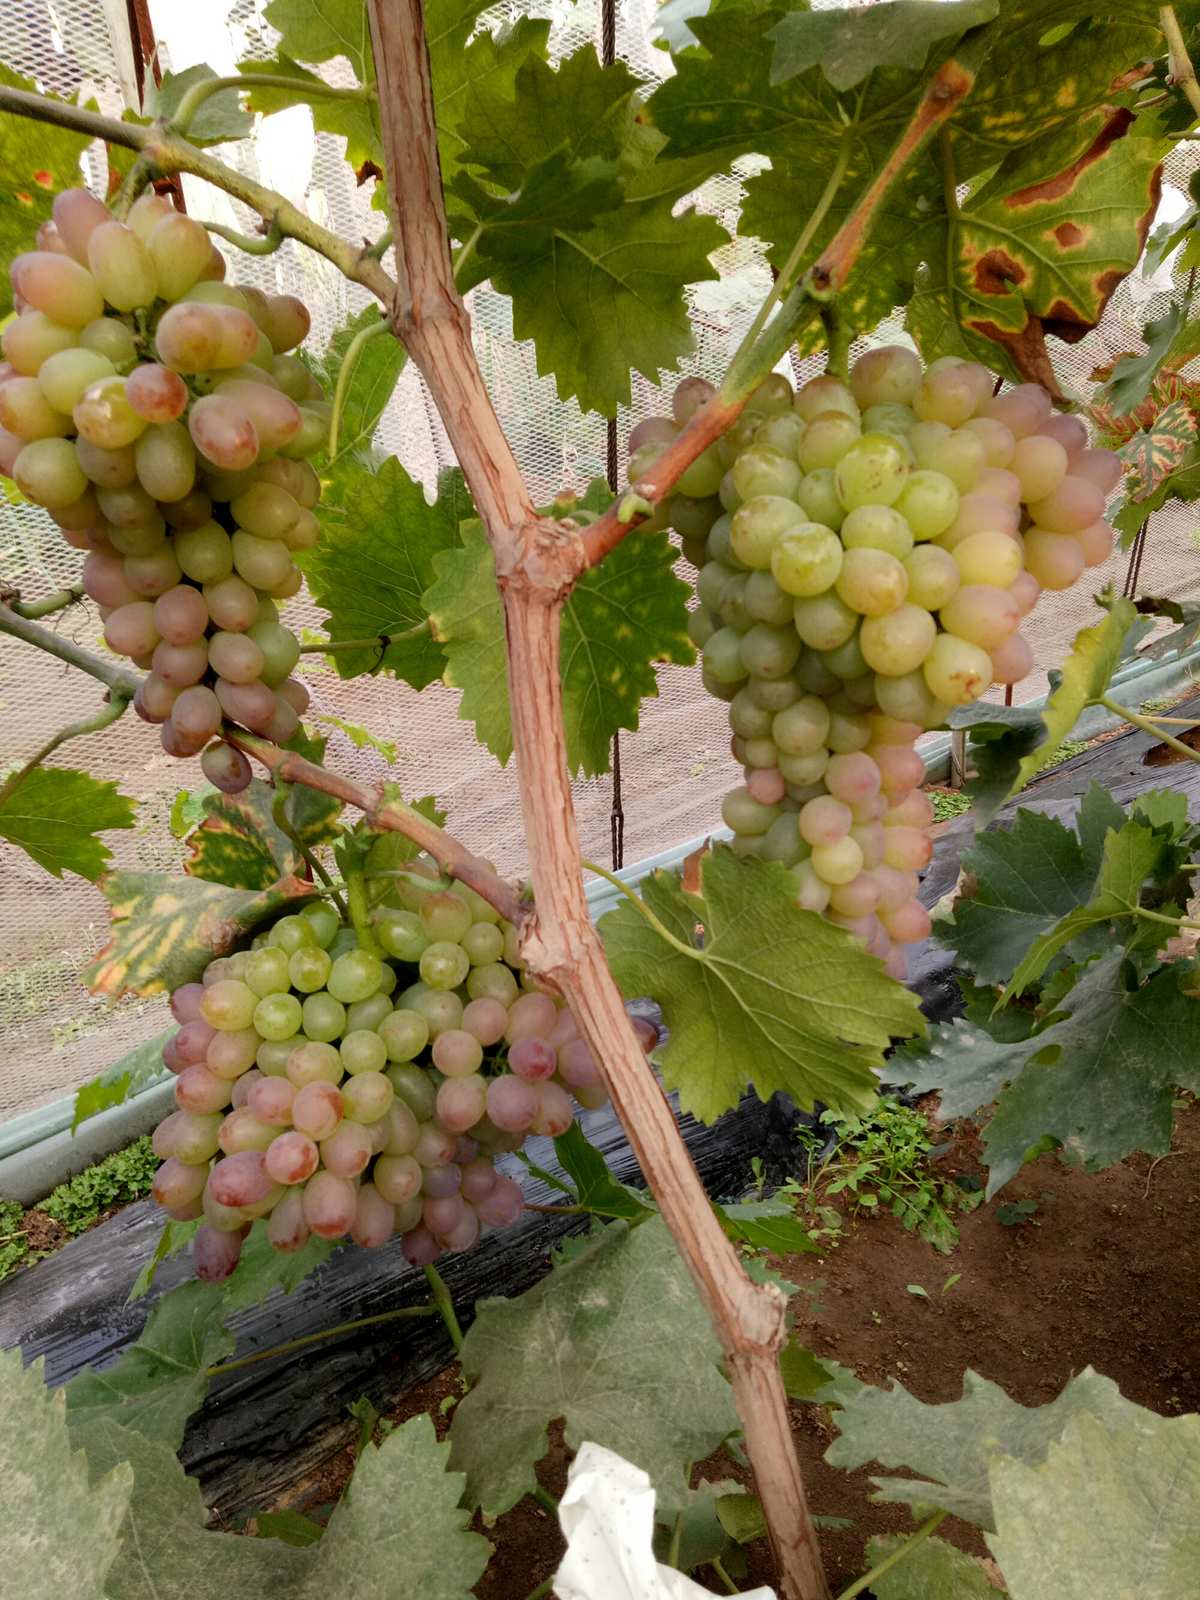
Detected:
left=1160, top=6, right=1200, bottom=122
left=0, top=693, right=131, bottom=808
left=0, top=601, right=142, bottom=698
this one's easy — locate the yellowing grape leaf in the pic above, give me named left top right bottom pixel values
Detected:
left=449, top=1218, right=737, bottom=1515
left=0, top=765, right=136, bottom=881
left=988, top=1410, right=1200, bottom=1599
left=66, top=1282, right=232, bottom=1452
left=300, top=1416, right=491, bottom=1599
left=768, top=0, right=997, bottom=90
left=827, top=1365, right=1142, bottom=1530
left=84, top=870, right=317, bottom=998
left=306, top=456, right=463, bottom=687
left=67, top=1416, right=312, bottom=1600
left=185, top=781, right=302, bottom=890
left=884, top=951, right=1200, bottom=1196
left=600, top=846, right=924, bottom=1124
left=0, top=1350, right=131, bottom=1600
left=0, top=66, right=92, bottom=317
left=425, top=522, right=693, bottom=777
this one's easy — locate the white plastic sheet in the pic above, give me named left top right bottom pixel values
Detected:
left=555, top=1442, right=778, bottom=1600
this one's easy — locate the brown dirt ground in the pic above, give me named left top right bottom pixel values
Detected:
left=283, top=1101, right=1200, bottom=1596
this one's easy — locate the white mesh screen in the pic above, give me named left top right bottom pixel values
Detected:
left=2, top=0, right=1198, bottom=1120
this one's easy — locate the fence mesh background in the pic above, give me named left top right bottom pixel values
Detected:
left=1, top=0, right=1198, bottom=1121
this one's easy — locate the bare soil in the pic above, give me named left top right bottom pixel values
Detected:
left=287, top=1102, right=1199, bottom=1596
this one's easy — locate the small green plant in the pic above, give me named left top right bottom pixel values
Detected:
left=996, top=1198, right=1039, bottom=1227
left=39, top=1135, right=157, bottom=1234
left=794, top=1099, right=978, bottom=1253
left=0, top=1198, right=29, bottom=1282
left=1052, top=737, right=1090, bottom=764
left=928, top=788, right=971, bottom=823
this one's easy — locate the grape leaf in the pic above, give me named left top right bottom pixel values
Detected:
left=827, top=1365, right=1142, bottom=1530
left=147, top=66, right=252, bottom=144
left=716, top=1200, right=821, bottom=1256
left=1011, top=597, right=1142, bottom=793
left=185, top=781, right=302, bottom=890
left=0, top=765, right=136, bottom=881
left=312, top=714, right=398, bottom=764
left=948, top=701, right=1047, bottom=822
left=780, top=1340, right=864, bottom=1407
left=449, top=1217, right=737, bottom=1515
left=552, top=1122, right=655, bottom=1221
left=1098, top=303, right=1188, bottom=418
left=363, top=795, right=448, bottom=877
left=72, top=1028, right=175, bottom=1131
left=237, top=56, right=382, bottom=173
left=425, top=523, right=693, bottom=777
left=865, top=1536, right=1002, bottom=1599
left=768, top=0, right=998, bottom=90
left=1116, top=396, right=1199, bottom=501
left=262, top=0, right=372, bottom=79
left=316, top=306, right=406, bottom=472
left=305, top=455, right=461, bottom=687
left=600, top=845, right=925, bottom=1124
left=300, top=1415, right=490, bottom=1599
left=1006, top=819, right=1172, bottom=997
left=0, top=1350, right=131, bottom=1600
left=0, top=66, right=92, bottom=318
left=219, top=1223, right=334, bottom=1313
left=434, top=15, right=551, bottom=188
left=884, top=952, right=1200, bottom=1195
left=940, top=807, right=1101, bottom=986
left=68, top=1415, right=311, bottom=1600
left=279, top=729, right=345, bottom=851
left=988, top=1410, right=1200, bottom=1598
left=128, top=1219, right=201, bottom=1302
left=84, top=870, right=317, bottom=998
left=66, top=1282, right=232, bottom=1452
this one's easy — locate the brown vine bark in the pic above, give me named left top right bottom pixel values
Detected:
left=366, top=2, right=830, bottom=1596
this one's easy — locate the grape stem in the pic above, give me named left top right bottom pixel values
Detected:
left=226, top=727, right=524, bottom=924
left=0, top=600, right=143, bottom=698
left=169, top=71, right=375, bottom=139
left=298, top=621, right=430, bottom=655
left=329, top=314, right=392, bottom=459
left=1160, top=6, right=1200, bottom=123
left=582, top=859, right=701, bottom=960
left=202, top=218, right=285, bottom=256
left=835, top=1511, right=947, bottom=1600
left=0, top=692, right=131, bottom=809
left=1100, top=696, right=1200, bottom=763
left=344, top=855, right=387, bottom=958
left=6, top=585, right=85, bottom=620
left=579, top=43, right=983, bottom=570
left=204, top=1305, right=439, bottom=1378
left=422, top=1262, right=464, bottom=1351
left=270, top=781, right=347, bottom=915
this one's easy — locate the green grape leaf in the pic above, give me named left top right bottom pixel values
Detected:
left=552, top=1122, right=656, bottom=1221
left=279, top=729, right=345, bottom=852
left=0, top=1350, right=131, bottom=1600
left=220, top=1223, right=334, bottom=1313
left=599, top=846, right=925, bottom=1124
left=66, top=1281, right=232, bottom=1452
left=301, top=1414, right=490, bottom=1598
left=261, top=0, right=372, bottom=79
left=865, top=1536, right=1003, bottom=1600
left=779, top=1340, right=864, bottom=1407
left=184, top=781, right=301, bottom=890
left=988, top=1410, right=1200, bottom=1598
left=910, top=112, right=1166, bottom=390
left=434, top=15, right=551, bottom=188
left=68, top=1415, right=312, bottom=1600
left=311, top=714, right=398, bottom=765
left=237, top=57, right=382, bottom=172
left=827, top=1365, right=1142, bottom=1530
left=425, top=523, right=693, bottom=777
left=72, top=1028, right=175, bottom=1131
left=364, top=795, right=448, bottom=877
left=1006, top=819, right=1172, bottom=997
left=0, top=66, right=93, bottom=318
left=317, top=306, right=406, bottom=472
left=884, top=952, right=1200, bottom=1196
left=1011, top=598, right=1142, bottom=793
left=948, top=701, right=1047, bottom=822
left=83, top=870, right=317, bottom=998
left=147, top=65, right=252, bottom=144
left=128, top=1219, right=201, bottom=1302
left=940, top=808, right=1100, bottom=985
left=1097, top=303, right=1187, bottom=418
left=252, top=1510, right=325, bottom=1547
left=768, top=0, right=998, bottom=90
left=716, top=1200, right=821, bottom=1256
left=0, top=765, right=136, bottom=881
left=306, top=455, right=461, bottom=687
left=449, top=1217, right=737, bottom=1515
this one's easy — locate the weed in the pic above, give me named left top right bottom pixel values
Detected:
left=793, top=1099, right=979, bottom=1253
left=0, top=1198, right=29, bottom=1281
left=996, top=1198, right=1039, bottom=1227
left=1051, top=737, right=1089, bottom=764
left=928, top=787, right=971, bottom=823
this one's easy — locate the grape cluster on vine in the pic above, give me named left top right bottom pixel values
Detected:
left=1, top=187, right=327, bottom=790
left=152, top=865, right=655, bottom=1280
left=637, top=348, right=1122, bottom=978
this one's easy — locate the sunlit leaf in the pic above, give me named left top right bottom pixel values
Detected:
left=0, top=765, right=136, bottom=881
left=768, top=0, right=997, bottom=90
left=866, top=1536, right=1002, bottom=1599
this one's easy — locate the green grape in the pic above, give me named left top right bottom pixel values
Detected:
left=287, top=1040, right=343, bottom=1086
left=302, top=991, right=347, bottom=1042
left=826, top=708, right=871, bottom=753
left=922, top=632, right=993, bottom=705
left=894, top=469, right=959, bottom=540
left=669, top=493, right=722, bottom=544
left=794, top=375, right=858, bottom=423
left=232, top=481, right=301, bottom=539
left=874, top=668, right=951, bottom=728
left=745, top=373, right=794, bottom=416
left=3, top=310, right=77, bottom=375
left=860, top=402, right=917, bottom=440
left=705, top=514, right=747, bottom=570
left=792, top=589, right=857, bottom=650
left=798, top=411, right=860, bottom=471
left=80, top=316, right=139, bottom=370
left=913, top=424, right=985, bottom=492
left=839, top=504, right=913, bottom=559
left=420, top=892, right=473, bottom=943
left=269, top=914, right=317, bottom=954
left=201, top=978, right=257, bottom=1031
left=797, top=469, right=845, bottom=529
left=450, top=880, right=501, bottom=925
left=743, top=569, right=795, bottom=626
left=903, top=544, right=960, bottom=610
left=13, top=438, right=88, bottom=508
left=770, top=522, right=843, bottom=597
left=730, top=688, right=773, bottom=739
left=850, top=345, right=922, bottom=409
left=754, top=412, right=805, bottom=456
left=834, top=432, right=909, bottom=509
left=247, top=620, right=301, bottom=686
left=821, top=631, right=867, bottom=681
left=340, top=1029, right=389, bottom=1074
left=386, top=1062, right=437, bottom=1120
left=466, top=962, right=519, bottom=1006
left=135, top=421, right=196, bottom=502
left=401, top=984, right=463, bottom=1037
left=346, top=992, right=393, bottom=1032
left=696, top=559, right=733, bottom=612
left=254, top=992, right=303, bottom=1042
left=834, top=548, right=908, bottom=616
left=721, top=786, right=779, bottom=835
left=87, top=221, right=157, bottom=311
left=740, top=622, right=801, bottom=680
left=377, top=909, right=430, bottom=963
left=379, top=1008, right=430, bottom=1063
left=246, top=946, right=292, bottom=998
left=793, top=650, right=840, bottom=696
left=859, top=603, right=938, bottom=676
left=731, top=445, right=802, bottom=503
left=232, top=528, right=293, bottom=590
left=777, top=747, right=828, bottom=785
left=37, top=347, right=114, bottom=414
left=419, top=940, right=471, bottom=991
left=702, top=627, right=747, bottom=686
left=301, top=902, right=340, bottom=949
left=462, top=922, right=504, bottom=965
left=328, top=950, right=385, bottom=1004
left=74, top=375, right=147, bottom=449
left=729, top=494, right=805, bottom=569
left=676, top=443, right=724, bottom=498
left=256, top=1038, right=297, bottom=1077
left=289, top=946, right=333, bottom=993
left=771, top=694, right=830, bottom=755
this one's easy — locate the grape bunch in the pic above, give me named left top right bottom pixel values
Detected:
left=151, top=865, right=649, bottom=1281
left=0, top=187, right=328, bottom=792
left=636, top=347, right=1122, bottom=979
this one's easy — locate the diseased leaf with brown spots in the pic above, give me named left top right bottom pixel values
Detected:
left=185, top=782, right=303, bottom=891
left=1116, top=396, right=1199, bottom=502
left=84, top=872, right=317, bottom=998
left=909, top=110, right=1166, bottom=388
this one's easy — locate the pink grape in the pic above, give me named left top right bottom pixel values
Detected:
left=825, top=752, right=882, bottom=805
left=152, top=638, right=208, bottom=686
left=401, top=1227, right=442, bottom=1266
left=247, top=1077, right=296, bottom=1127
left=1077, top=519, right=1115, bottom=566
left=194, top=1224, right=248, bottom=1282
left=292, top=1081, right=344, bottom=1140
left=436, top=1074, right=489, bottom=1132
left=558, top=1038, right=603, bottom=1091
left=462, top=997, right=508, bottom=1046
left=320, top=1120, right=375, bottom=1177
left=264, top=1130, right=320, bottom=1185
left=885, top=789, right=933, bottom=829
left=423, top=1193, right=465, bottom=1235
left=1039, top=412, right=1088, bottom=455
left=1009, top=570, right=1041, bottom=616
left=421, top=1163, right=463, bottom=1198
left=1024, top=529, right=1086, bottom=591
left=870, top=743, right=925, bottom=796
left=10, top=251, right=104, bottom=326
left=799, top=795, right=852, bottom=847
left=267, top=1188, right=311, bottom=1251
left=879, top=898, right=933, bottom=944
left=126, top=362, right=188, bottom=422
left=828, top=872, right=880, bottom=917
left=152, top=1156, right=209, bottom=1210
left=230, top=1070, right=261, bottom=1109
left=413, top=1121, right=457, bottom=1166
left=989, top=630, right=1035, bottom=684
left=352, top=1184, right=395, bottom=1247
left=189, top=392, right=258, bottom=471
left=505, top=992, right=558, bottom=1042
left=1028, top=476, right=1104, bottom=534
left=302, top=1171, right=358, bottom=1239
left=476, top=1174, right=524, bottom=1228
left=531, top=1080, right=574, bottom=1136
left=201, top=741, right=253, bottom=794
left=882, top=825, right=933, bottom=872
left=175, top=1065, right=233, bottom=1115
left=170, top=983, right=205, bottom=1024
left=175, top=1017, right=216, bottom=1063
left=209, top=1150, right=274, bottom=1208
left=1071, top=448, right=1122, bottom=495
left=438, top=1206, right=482, bottom=1253
left=374, top=1153, right=423, bottom=1204
left=460, top=1157, right=498, bottom=1203
left=508, top=1037, right=557, bottom=1082
left=486, top=1074, right=538, bottom=1132
left=874, top=865, right=918, bottom=913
